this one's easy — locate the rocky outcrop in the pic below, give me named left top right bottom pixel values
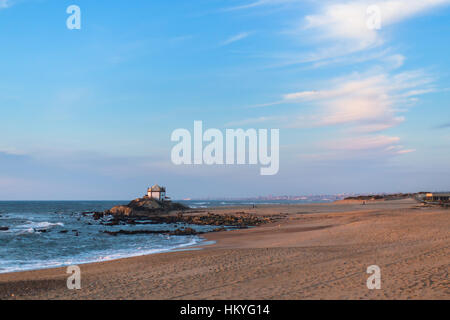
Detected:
left=106, top=205, right=133, bottom=217
left=177, top=212, right=270, bottom=227
left=104, top=197, right=189, bottom=217
left=98, top=198, right=275, bottom=236
left=98, top=212, right=272, bottom=230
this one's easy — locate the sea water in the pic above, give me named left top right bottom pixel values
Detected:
left=0, top=199, right=331, bottom=273
left=0, top=201, right=218, bottom=274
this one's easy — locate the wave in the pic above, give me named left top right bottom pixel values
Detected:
left=21, top=221, right=64, bottom=229
left=0, top=237, right=204, bottom=274
left=3, top=221, right=65, bottom=235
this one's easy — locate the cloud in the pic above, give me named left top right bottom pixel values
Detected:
left=218, top=1, right=444, bottom=167
left=224, top=115, right=287, bottom=127
left=221, top=1, right=450, bottom=68
left=435, top=122, right=450, bottom=129
left=220, top=32, right=252, bottom=46
left=237, top=69, right=434, bottom=156
left=0, top=0, right=11, bottom=9
left=304, top=136, right=416, bottom=162
left=325, top=135, right=400, bottom=151
left=240, top=69, right=435, bottom=139
left=298, top=135, right=415, bottom=163
left=0, top=147, right=26, bottom=156
left=260, top=70, right=433, bottom=131
left=292, top=70, right=431, bottom=155
left=223, top=0, right=298, bottom=12
left=258, top=0, right=450, bottom=68
left=303, top=0, right=450, bottom=55
left=395, top=148, right=416, bottom=154
left=384, top=54, right=405, bottom=69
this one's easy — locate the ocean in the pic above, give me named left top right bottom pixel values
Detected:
left=180, top=199, right=330, bottom=208
left=0, top=199, right=328, bottom=274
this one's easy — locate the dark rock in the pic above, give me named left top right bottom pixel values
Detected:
left=93, top=212, right=104, bottom=220
left=104, top=197, right=189, bottom=217
left=169, top=228, right=198, bottom=236
left=103, top=229, right=171, bottom=236
left=0, top=226, right=9, bottom=231
left=103, top=227, right=202, bottom=236
left=104, top=219, right=121, bottom=226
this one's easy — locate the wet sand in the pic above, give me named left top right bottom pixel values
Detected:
left=0, top=198, right=448, bottom=300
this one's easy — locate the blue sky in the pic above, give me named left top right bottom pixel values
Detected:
left=0, top=0, right=449, bottom=200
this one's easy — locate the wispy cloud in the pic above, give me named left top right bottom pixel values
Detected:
left=252, top=0, right=450, bottom=68
left=245, top=68, right=435, bottom=128
left=222, top=2, right=445, bottom=159
left=255, top=69, right=434, bottom=130
left=436, top=122, right=450, bottom=129
left=223, top=0, right=299, bottom=12
left=224, top=115, right=287, bottom=127
left=298, top=137, right=416, bottom=163
left=237, top=69, right=435, bottom=156
left=220, top=32, right=252, bottom=46
left=324, top=135, right=400, bottom=151
left=0, top=0, right=12, bottom=9
left=302, top=0, right=450, bottom=58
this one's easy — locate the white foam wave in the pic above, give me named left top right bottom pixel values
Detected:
left=3, top=221, right=65, bottom=235
left=0, top=237, right=204, bottom=274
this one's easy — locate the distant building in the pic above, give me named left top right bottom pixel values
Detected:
left=425, top=192, right=450, bottom=202
left=147, top=184, right=166, bottom=201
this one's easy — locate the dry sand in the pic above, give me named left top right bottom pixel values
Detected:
left=0, top=198, right=448, bottom=300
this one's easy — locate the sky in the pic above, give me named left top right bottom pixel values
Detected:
left=0, top=0, right=449, bottom=200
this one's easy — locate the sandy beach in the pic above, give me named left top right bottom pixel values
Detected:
left=0, top=198, right=448, bottom=300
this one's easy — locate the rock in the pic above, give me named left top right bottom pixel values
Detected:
left=104, top=197, right=189, bottom=218
left=59, top=230, right=68, bottom=234
left=103, top=229, right=171, bottom=236
left=169, top=228, right=198, bottom=236
left=103, top=227, right=202, bottom=236
left=105, top=205, right=133, bottom=217
left=128, top=198, right=163, bottom=210
left=93, top=212, right=104, bottom=220
left=0, top=226, right=9, bottom=231
left=104, top=219, right=121, bottom=226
